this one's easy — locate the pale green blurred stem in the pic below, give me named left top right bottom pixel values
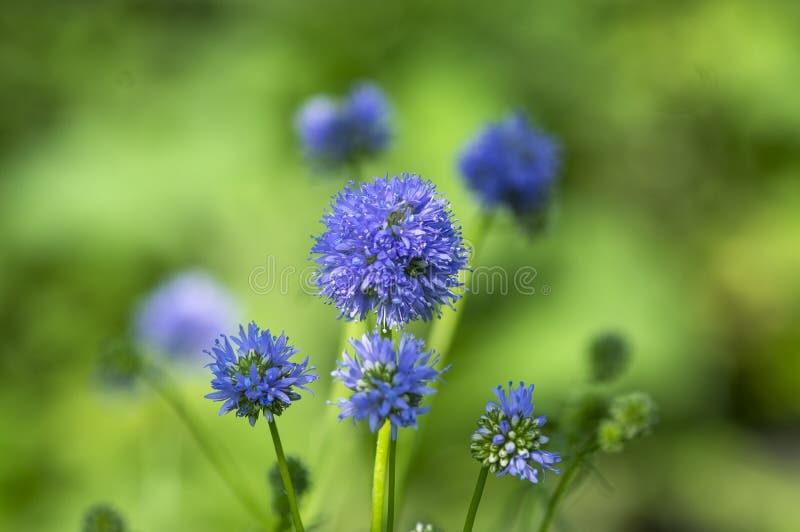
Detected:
left=387, top=436, right=397, bottom=532
left=143, top=368, right=271, bottom=528
left=371, top=421, right=393, bottom=532
left=427, top=211, right=494, bottom=360
left=538, top=444, right=598, bottom=532
left=268, top=418, right=305, bottom=532
left=462, top=466, right=489, bottom=532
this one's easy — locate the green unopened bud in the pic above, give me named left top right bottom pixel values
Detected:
left=597, top=419, right=625, bottom=453
left=268, top=456, right=310, bottom=529
left=83, top=504, right=126, bottom=532
left=96, top=340, right=143, bottom=388
left=589, top=332, right=631, bottom=383
left=610, top=392, right=657, bottom=439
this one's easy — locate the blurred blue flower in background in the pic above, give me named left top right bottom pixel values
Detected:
left=458, top=113, right=560, bottom=223
left=295, top=82, right=391, bottom=169
left=332, top=332, right=448, bottom=438
left=206, top=322, right=318, bottom=426
left=471, top=382, right=560, bottom=483
left=133, top=270, right=239, bottom=359
left=311, top=173, right=469, bottom=328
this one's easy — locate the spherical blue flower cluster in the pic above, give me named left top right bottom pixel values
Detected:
left=134, top=270, right=239, bottom=358
left=471, top=382, right=560, bottom=483
left=332, top=332, right=448, bottom=439
left=295, top=83, right=391, bottom=168
left=458, top=113, right=560, bottom=219
left=310, top=173, right=469, bottom=329
left=205, top=323, right=318, bottom=426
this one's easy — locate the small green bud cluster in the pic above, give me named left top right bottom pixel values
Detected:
left=268, top=456, right=311, bottom=530
left=597, top=392, right=657, bottom=453
left=589, top=332, right=630, bottom=383
left=470, top=408, right=543, bottom=473
left=83, top=504, right=126, bottom=532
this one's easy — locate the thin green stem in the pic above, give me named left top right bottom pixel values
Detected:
left=463, top=466, right=489, bottom=532
left=387, top=436, right=397, bottom=532
left=538, top=445, right=598, bottom=532
left=371, top=421, right=392, bottom=532
left=268, top=419, right=305, bottom=532
left=143, top=369, right=270, bottom=527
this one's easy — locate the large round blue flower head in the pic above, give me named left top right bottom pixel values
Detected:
left=471, top=382, right=561, bottom=483
left=458, top=113, right=560, bottom=224
left=332, top=332, right=448, bottom=439
left=310, top=173, right=469, bottom=329
left=295, top=82, right=391, bottom=168
left=134, top=270, right=239, bottom=358
left=205, top=322, right=319, bottom=426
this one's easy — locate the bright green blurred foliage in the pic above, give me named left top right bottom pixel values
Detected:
left=1, top=1, right=799, bottom=531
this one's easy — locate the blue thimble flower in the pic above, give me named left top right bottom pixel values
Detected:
left=295, top=83, right=391, bottom=168
left=471, top=382, right=561, bottom=483
left=458, top=113, right=560, bottom=221
left=205, top=323, right=318, bottom=426
left=310, top=173, right=469, bottom=329
left=134, top=270, right=239, bottom=358
left=332, top=332, right=448, bottom=439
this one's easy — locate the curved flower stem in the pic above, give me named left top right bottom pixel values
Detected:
left=143, top=369, right=270, bottom=527
left=387, top=436, right=397, bottom=532
left=371, top=422, right=393, bottom=532
left=268, top=419, right=305, bottom=532
left=462, top=466, right=489, bottom=532
left=538, top=445, right=598, bottom=532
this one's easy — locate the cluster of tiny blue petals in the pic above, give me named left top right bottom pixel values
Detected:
left=458, top=113, right=560, bottom=217
left=471, top=382, right=561, bottom=483
left=134, top=270, right=239, bottom=358
left=205, top=322, right=318, bottom=426
left=295, top=83, right=391, bottom=168
left=310, top=173, right=469, bottom=329
left=332, top=332, right=448, bottom=439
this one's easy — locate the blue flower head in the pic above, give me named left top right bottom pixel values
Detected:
left=205, top=323, right=318, bottom=426
left=458, top=113, right=560, bottom=225
left=310, top=173, right=469, bottom=329
left=134, top=270, right=239, bottom=358
left=295, top=83, right=391, bottom=168
left=471, top=382, right=561, bottom=483
left=332, top=332, right=448, bottom=439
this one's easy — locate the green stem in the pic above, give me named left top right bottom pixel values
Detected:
left=143, top=370, right=270, bottom=527
left=268, top=419, right=305, bottom=532
left=463, top=466, right=489, bottom=532
left=371, top=422, right=392, bottom=532
left=387, top=436, right=397, bottom=532
left=538, top=445, right=597, bottom=532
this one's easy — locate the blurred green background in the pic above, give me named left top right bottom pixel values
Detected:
left=2, top=1, right=799, bottom=531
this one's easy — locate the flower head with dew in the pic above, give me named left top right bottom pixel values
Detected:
left=295, top=82, right=391, bottom=168
left=134, top=270, right=239, bottom=358
left=205, top=322, right=318, bottom=426
left=332, top=332, right=448, bottom=439
left=471, top=382, right=561, bottom=483
left=458, top=113, right=560, bottom=226
left=310, top=173, right=469, bottom=329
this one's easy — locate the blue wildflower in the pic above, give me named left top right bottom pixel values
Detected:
left=470, top=382, right=561, bottom=483
left=458, top=113, right=560, bottom=222
left=295, top=83, right=391, bottom=168
left=205, top=322, right=318, bottom=426
left=134, top=270, right=239, bottom=358
left=310, top=173, right=469, bottom=329
left=332, top=332, right=448, bottom=439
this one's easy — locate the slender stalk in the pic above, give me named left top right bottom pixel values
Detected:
left=463, top=466, right=489, bottom=532
left=142, top=369, right=270, bottom=527
left=538, top=445, right=597, bottom=532
left=268, top=419, right=305, bottom=532
left=387, top=436, right=397, bottom=532
left=371, top=421, right=392, bottom=532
